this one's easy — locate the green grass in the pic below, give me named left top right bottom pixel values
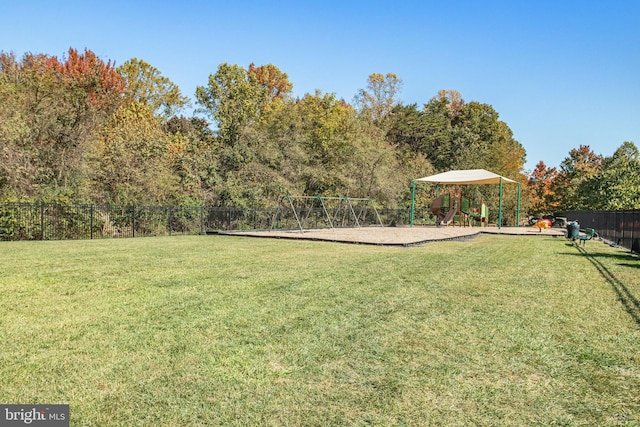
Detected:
left=1, top=234, right=639, bottom=426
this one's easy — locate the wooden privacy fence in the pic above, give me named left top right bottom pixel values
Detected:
left=0, top=203, right=414, bottom=241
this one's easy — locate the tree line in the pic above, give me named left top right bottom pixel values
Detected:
left=1, top=48, right=637, bottom=220
left=528, top=142, right=640, bottom=213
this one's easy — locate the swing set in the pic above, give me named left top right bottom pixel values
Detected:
left=270, top=195, right=383, bottom=232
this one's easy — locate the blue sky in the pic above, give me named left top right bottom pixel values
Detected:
left=3, top=1, right=638, bottom=172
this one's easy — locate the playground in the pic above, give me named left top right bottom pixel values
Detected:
left=224, top=169, right=543, bottom=245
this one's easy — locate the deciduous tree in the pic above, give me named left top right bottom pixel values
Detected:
left=579, top=141, right=640, bottom=209
left=0, top=48, right=125, bottom=200
left=296, top=90, right=356, bottom=195
left=553, top=145, right=602, bottom=210
left=118, top=58, right=189, bottom=118
left=195, top=63, right=268, bottom=148
left=354, top=73, right=403, bottom=123
left=247, top=63, right=293, bottom=103
left=60, top=47, right=125, bottom=111
left=527, top=161, right=559, bottom=214
left=89, top=102, right=177, bottom=205
left=163, top=116, right=221, bottom=205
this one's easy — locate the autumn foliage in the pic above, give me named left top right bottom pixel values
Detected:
left=60, top=48, right=125, bottom=106
left=248, top=63, right=293, bottom=102
left=2, top=47, right=638, bottom=213
left=527, top=161, right=559, bottom=214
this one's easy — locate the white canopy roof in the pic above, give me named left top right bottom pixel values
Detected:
left=415, top=169, right=517, bottom=185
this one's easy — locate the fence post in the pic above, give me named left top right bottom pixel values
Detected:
left=169, top=206, right=173, bottom=236
left=90, top=205, right=94, bottom=239
left=621, top=211, right=626, bottom=249
left=634, top=209, right=640, bottom=253
left=200, top=207, right=205, bottom=234
left=40, top=201, right=45, bottom=240
left=131, top=205, right=135, bottom=238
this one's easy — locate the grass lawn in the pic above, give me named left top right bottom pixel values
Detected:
left=1, top=234, right=639, bottom=426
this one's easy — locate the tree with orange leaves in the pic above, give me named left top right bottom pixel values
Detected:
left=527, top=161, right=559, bottom=214
left=0, top=48, right=125, bottom=200
left=59, top=47, right=125, bottom=110
left=247, top=63, right=293, bottom=103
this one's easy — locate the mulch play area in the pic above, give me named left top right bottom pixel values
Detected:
left=219, top=225, right=565, bottom=247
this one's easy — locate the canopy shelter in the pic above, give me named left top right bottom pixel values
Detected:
left=410, top=169, right=521, bottom=228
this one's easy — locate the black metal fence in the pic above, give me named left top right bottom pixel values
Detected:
left=12, top=202, right=637, bottom=248
left=566, top=210, right=640, bottom=253
left=0, top=203, right=417, bottom=241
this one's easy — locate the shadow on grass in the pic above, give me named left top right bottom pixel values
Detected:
left=563, top=242, right=640, bottom=268
left=572, top=249, right=640, bottom=264
left=570, top=243, right=640, bottom=328
left=618, top=263, right=640, bottom=269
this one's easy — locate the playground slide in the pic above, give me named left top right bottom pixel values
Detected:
left=440, top=207, right=457, bottom=226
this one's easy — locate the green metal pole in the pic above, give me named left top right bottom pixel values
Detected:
left=410, top=180, right=416, bottom=227
left=516, top=183, right=521, bottom=227
left=498, top=178, right=503, bottom=229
